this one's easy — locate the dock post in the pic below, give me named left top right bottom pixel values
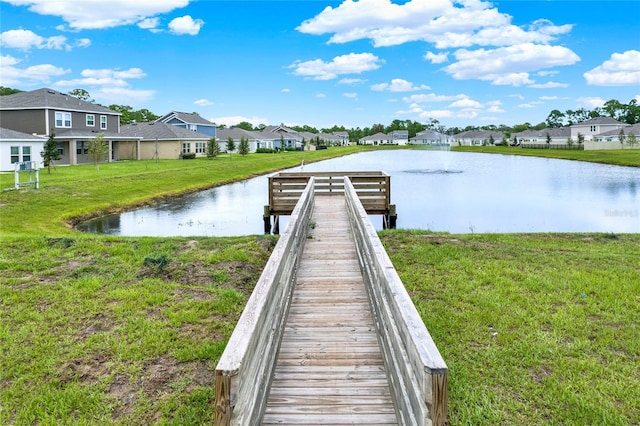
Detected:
left=389, top=204, right=397, bottom=229
left=273, top=216, right=280, bottom=235
left=263, top=205, right=271, bottom=234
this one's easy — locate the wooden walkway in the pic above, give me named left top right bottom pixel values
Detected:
left=263, top=195, right=398, bottom=425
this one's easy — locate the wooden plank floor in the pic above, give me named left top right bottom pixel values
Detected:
left=263, top=195, right=398, bottom=425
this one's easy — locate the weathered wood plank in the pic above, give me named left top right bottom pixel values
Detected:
left=263, top=195, right=397, bottom=425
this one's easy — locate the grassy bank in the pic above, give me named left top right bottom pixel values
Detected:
left=1, top=147, right=639, bottom=424
left=0, top=146, right=366, bottom=236
left=452, top=145, right=640, bottom=167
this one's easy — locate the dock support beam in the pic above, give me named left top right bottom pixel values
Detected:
left=383, top=204, right=397, bottom=229
left=263, top=205, right=271, bottom=234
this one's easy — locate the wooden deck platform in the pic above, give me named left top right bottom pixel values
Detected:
left=263, top=195, right=398, bottom=425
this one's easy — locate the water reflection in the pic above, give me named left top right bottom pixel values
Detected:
left=77, top=150, right=640, bottom=235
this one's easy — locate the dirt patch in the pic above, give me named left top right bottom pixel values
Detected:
left=530, top=365, right=553, bottom=384
left=76, top=313, right=114, bottom=340
left=59, top=351, right=111, bottom=384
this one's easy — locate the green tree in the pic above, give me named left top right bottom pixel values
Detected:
left=618, top=129, right=626, bottom=148
left=238, top=136, right=249, bottom=156
left=577, top=133, right=585, bottom=146
left=68, top=88, right=93, bottom=102
left=233, top=121, right=254, bottom=131
left=0, top=86, right=22, bottom=96
left=546, top=132, right=551, bottom=148
left=226, top=137, right=236, bottom=155
left=545, top=109, right=565, bottom=127
left=627, top=132, right=638, bottom=148
left=206, top=137, right=219, bottom=159
left=107, top=104, right=159, bottom=125
left=41, top=131, right=61, bottom=174
left=88, top=133, right=109, bottom=170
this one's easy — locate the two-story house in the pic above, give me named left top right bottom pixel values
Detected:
left=156, top=111, right=217, bottom=138
left=0, top=88, right=140, bottom=166
left=570, top=117, right=628, bottom=141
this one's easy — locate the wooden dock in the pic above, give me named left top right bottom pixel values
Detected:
left=215, top=175, right=447, bottom=426
left=263, top=196, right=397, bottom=424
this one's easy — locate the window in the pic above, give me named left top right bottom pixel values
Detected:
left=76, top=141, right=89, bottom=155
left=590, top=125, right=597, bottom=132
left=56, top=142, right=64, bottom=157
left=100, top=116, right=107, bottom=130
left=55, top=111, right=72, bottom=128
left=86, top=114, right=95, bottom=127
left=10, top=146, right=19, bottom=163
left=182, top=143, right=191, bottom=154
left=195, top=142, right=205, bottom=153
left=22, top=146, right=31, bottom=162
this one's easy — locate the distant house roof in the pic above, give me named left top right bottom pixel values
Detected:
left=360, top=132, right=389, bottom=141
left=597, top=123, right=640, bottom=136
left=454, top=130, right=505, bottom=140
left=0, top=127, right=46, bottom=141
left=514, top=127, right=571, bottom=139
left=571, top=117, right=626, bottom=127
left=156, top=111, right=215, bottom=126
left=216, top=127, right=263, bottom=140
left=0, top=88, right=117, bottom=115
left=120, top=122, right=211, bottom=140
left=412, top=130, right=448, bottom=140
left=53, top=128, right=139, bottom=140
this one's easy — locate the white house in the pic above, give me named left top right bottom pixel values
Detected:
left=0, top=127, right=46, bottom=171
left=410, top=130, right=450, bottom=145
left=586, top=123, right=640, bottom=150
left=513, top=127, right=572, bottom=146
left=453, top=130, right=506, bottom=146
left=570, top=117, right=628, bottom=141
left=358, top=132, right=392, bottom=145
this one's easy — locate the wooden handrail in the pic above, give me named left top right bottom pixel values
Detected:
left=214, top=178, right=315, bottom=425
left=344, top=177, right=448, bottom=426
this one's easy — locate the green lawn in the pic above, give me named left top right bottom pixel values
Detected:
left=1, top=147, right=639, bottom=424
left=452, top=145, right=640, bottom=167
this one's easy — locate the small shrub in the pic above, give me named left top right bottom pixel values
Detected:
left=181, top=152, right=196, bottom=160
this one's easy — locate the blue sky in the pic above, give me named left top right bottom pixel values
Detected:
left=1, top=0, right=639, bottom=130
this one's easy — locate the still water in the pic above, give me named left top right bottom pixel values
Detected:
left=77, top=150, right=640, bottom=236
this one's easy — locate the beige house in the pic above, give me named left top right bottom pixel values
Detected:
left=119, top=122, right=211, bottom=160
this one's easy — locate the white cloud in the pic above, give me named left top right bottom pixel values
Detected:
left=338, top=77, right=366, bottom=85
left=371, top=78, right=430, bottom=92
left=584, top=50, right=640, bottom=86
left=0, top=54, right=70, bottom=85
left=138, top=17, right=160, bottom=31
left=450, top=98, right=482, bottom=109
left=316, top=93, right=326, bottom=98
left=402, top=93, right=467, bottom=104
left=444, top=43, right=579, bottom=86
left=343, top=92, right=358, bottom=99
left=169, top=15, right=204, bottom=35
left=210, top=115, right=269, bottom=127
left=52, top=67, right=152, bottom=105
left=577, top=97, right=606, bottom=109
left=194, top=98, right=213, bottom=106
left=3, top=0, right=190, bottom=30
left=289, top=53, right=383, bottom=80
left=281, top=88, right=291, bottom=93
left=528, top=81, right=569, bottom=89
left=297, top=0, right=572, bottom=49
left=424, top=51, right=448, bottom=64
left=0, top=29, right=90, bottom=51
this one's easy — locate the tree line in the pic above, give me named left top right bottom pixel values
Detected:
left=2, top=86, right=637, bottom=140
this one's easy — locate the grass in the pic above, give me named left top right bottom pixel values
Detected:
left=380, top=230, right=640, bottom=425
left=1, top=147, right=639, bottom=424
left=452, top=145, right=640, bottom=167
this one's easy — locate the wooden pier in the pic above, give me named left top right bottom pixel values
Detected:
left=215, top=174, right=447, bottom=425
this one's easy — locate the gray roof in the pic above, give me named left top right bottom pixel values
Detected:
left=120, top=122, right=211, bottom=141
left=53, top=128, right=139, bottom=140
left=156, top=111, right=215, bottom=126
left=597, top=123, right=639, bottom=136
left=360, top=132, right=389, bottom=141
left=571, top=117, right=625, bottom=126
left=454, top=130, right=505, bottom=139
left=0, top=88, right=117, bottom=115
left=216, top=127, right=263, bottom=141
left=0, top=127, right=46, bottom=141
left=412, top=130, right=448, bottom=140
left=514, top=127, right=571, bottom=138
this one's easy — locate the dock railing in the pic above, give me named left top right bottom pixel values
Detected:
left=214, top=178, right=315, bottom=425
left=344, top=177, right=449, bottom=426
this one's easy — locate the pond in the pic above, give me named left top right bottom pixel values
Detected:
left=76, top=150, right=640, bottom=236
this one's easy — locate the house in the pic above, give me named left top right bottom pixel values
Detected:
left=358, top=132, right=393, bottom=145
left=0, top=127, right=46, bottom=171
left=587, top=123, right=640, bottom=150
left=390, top=130, right=409, bottom=145
left=332, top=131, right=350, bottom=146
left=453, top=130, right=505, bottom=146
left=215, top=127, right=269, bottom=153
left=0, top=88, right=139, bottom=165
left=513, top=127, right=571, bottom=146
left=119, top=122, right=212, bottom=159
left=410, top=130, right=450, bottom=145
left=261, top=125, right=305, bottom=150
left=570, top=117, right=628, bottom=141
left=156, top=111, right=217, bottom=137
